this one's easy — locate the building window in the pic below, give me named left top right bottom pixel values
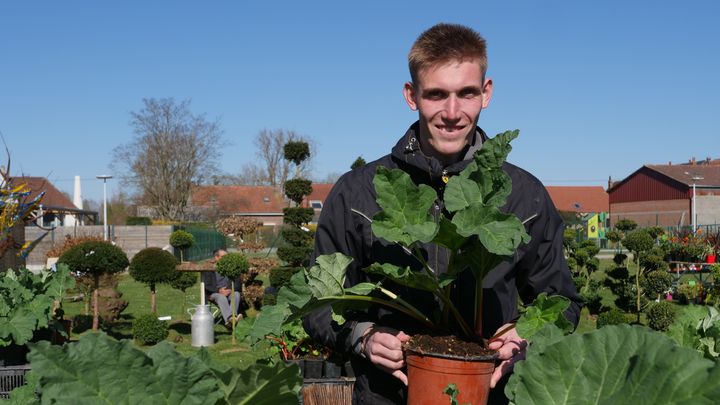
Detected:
left=310, top=200, right=323, bottom=210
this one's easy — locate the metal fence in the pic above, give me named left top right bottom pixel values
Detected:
left=174, top=225, right=227, bottom=262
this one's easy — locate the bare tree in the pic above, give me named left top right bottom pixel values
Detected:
left=247, top=129, right=314, bottom=186
left=112, top=98, right=222, bottom=220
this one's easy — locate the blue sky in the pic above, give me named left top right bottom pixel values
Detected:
left=1, top=1, right=718, bottom=203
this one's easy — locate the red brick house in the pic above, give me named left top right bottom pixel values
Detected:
left=607, top=158, right=720, bottom=228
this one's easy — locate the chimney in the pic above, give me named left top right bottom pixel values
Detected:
left=73, top=175, right=83, bottom=209
left=668, top=161, right=672, bottom=166
left=691, top=157, right=696, bottom=165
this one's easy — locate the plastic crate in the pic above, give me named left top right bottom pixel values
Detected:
left=0, top=364, right=31, bottom=399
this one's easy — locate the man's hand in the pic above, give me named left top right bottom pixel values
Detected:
left=487, top=323, right=527, bottom=388
left=362, top=326, right=411, bottom=385
left=218, top=287, right=231, bottom=297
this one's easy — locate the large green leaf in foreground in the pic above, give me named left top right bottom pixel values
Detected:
left=506, top=325, right=720, bottom=405
left=27, top=333, right=302, bottom=404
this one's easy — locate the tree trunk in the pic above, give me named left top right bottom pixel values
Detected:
left=151, top=283, right=157, bottom=314
left=92, top=275, right=100, bottom=331
left=231, top=281, right=236, bottom=345
left=635, top=260, right=641, bottom=324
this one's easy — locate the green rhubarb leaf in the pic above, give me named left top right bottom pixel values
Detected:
left=147, top=343, right=224, bottom=405
left=667, top=305, right=707, bottom=352
left=229, top=361, right=302, bottom=405
left=28, top=332, right=222, bottom=404
left=247, top=304, right=290, bottom=344
left=305, top=253, right=353, bottom=298
left=0, top=307, right=37, bottom=346
left=444, top=175, right=481, bottom=213
left=515, top=293, right=572, bottom=340
left=506, top=325, right=720, bottom=405
left=365, top=263, right=439, bottom=292
left=454, top=238, right=505, bottom=280
left=474, top=130, right=518, bottom=170
left=431, top=217, right=465, bottom=251
left=452, top=203, right=530, bottom=256
left=276, top=270, right=313, bottom=311
left=44, top=263, right=76, bottom=300
left=372, top=166, right=439, bottom=246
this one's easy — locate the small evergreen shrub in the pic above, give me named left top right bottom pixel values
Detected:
left=169, top=271, right=197, bottom=292
left=284, top=179, right=313, bottom=206
left=216, top=252, right=249, bottom=279
left=58, top=240, right=129, bottom=278
left=277, top=245, right=313, bottom=267
left=169, top=230, right=194, bottom=261
left=646, top=301, right=675, bottom=331
left=132, top=314, right=169, bottom=345
left=282, top=207, right=314, bottom=227
left=129, top=247, right=178, bottom=287
left=270, top=266, right=302, bottom=288
left=597, top=308, right=629, bottom=328
left=612, top=253, right=628, bottom=266
left=641, top=270, right=673, bottom=298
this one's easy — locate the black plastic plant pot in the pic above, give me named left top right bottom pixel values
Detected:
left=304, top=359, right=323, bottom=379
left=284, top=358, right=304, bottom=376
left=323, top=360, right=342, bottom=378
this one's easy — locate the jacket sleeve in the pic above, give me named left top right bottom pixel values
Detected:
left=517, top=186, right=583, bottom=327
left=302, top=175, right=374, bottom=355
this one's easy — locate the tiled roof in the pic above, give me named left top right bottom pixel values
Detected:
left=10, top=176, right=80, bottom=211
left=305, top=183, right=334, bottom=206
left=191, top=185, right=286, bottom=214
left=545, top=186, right=609, bottom=213
left=645, top=164, right=720, bottom=188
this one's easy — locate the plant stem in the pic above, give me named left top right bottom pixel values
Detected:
left=412, top=246, right=437, bottom=280
left=320, top=294, right=435, bottom=329
left=475, top=277, right=484, bottom=336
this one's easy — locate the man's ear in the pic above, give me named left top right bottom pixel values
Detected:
left=403, top=82, right=418, bottom=111
left=481, top=78, right=493, bottom=109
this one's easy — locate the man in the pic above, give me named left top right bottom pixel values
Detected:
left=303, top=23, right=582, bottom=404
left=206, top=248, right=242, bottom=328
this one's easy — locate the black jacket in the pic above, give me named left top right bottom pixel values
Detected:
left=303, top=123, right=582, bottom=404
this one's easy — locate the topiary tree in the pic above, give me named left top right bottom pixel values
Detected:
left=129, top=247, right=178, bottom=313
left=351, top=156, right=366, bottom=170
left=597, top=308, right=629, bottom=328
left=58, top=240, right=129, bottom=331
left=641, top=270, right=673, bottom=301
left=646, top=301, right=675, bottom=331
left=216, top=252, right=249, bottom=345
left=169, top=229, right=194, bottom=262
left=622, top=229, right=656, bottom=322
left=614, top=219, right=638, bottom=234
left=283, top=179, right=313, bottom=206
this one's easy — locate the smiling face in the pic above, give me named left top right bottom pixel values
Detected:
left=403, top=59, right=493, bottom=165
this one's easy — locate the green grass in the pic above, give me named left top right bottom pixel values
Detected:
left=62, top=272, right=276, bottom=368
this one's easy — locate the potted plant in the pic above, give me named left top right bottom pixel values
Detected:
left=246, top=130, right=535, bottom=404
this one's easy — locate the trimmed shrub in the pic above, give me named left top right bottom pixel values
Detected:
left=169, top=271, right=197, bottom=292
left=281, top=226, right=313, bottom=246
left=169, top=230, right=194, bottom=261
left=646, top=301, right=675, bottom=331
left=132, top=314, right=169, bottom=345
left=612, top=253, right=628, bottom=266
left=641, top=270, right=673, bottom=298
left=284, top=179, right=313, bottom=206
left=58, top=241, right=129, bottom=280
left=282, top=207, right=314, bottom=227
left=216, top=253, right=249, bottom=279
left=580, top=279, right=604, bottom=315
left=129, top=247, right=178, bottom=313
left=283, top=141, right=310, bottom=166
left=270, top=266, right=302, bottom=288
left=129, top=248, right=178, bottom=287
left=277, top=245, right=313, bottom=267
left=614, top=219, right=637, bottom=233
left=597, top=308, right=629, bottom=328
left=622, top=230, right=654, bottom=255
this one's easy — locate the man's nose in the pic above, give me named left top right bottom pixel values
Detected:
left=443, top=96, right=461, bottom=120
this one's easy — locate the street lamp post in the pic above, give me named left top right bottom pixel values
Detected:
left=96, top=175, right=113, bottom=241
left=691, top=175, right=704, bottom=232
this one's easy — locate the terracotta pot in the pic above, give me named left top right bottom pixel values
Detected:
left=406, top=351, right=496, bottom=405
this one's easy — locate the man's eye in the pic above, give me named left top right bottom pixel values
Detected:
left=425, top=91, right=446, bottom=100
left=460, top=90, right=480, bottom=98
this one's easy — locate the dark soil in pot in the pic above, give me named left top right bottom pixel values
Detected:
left=404, top=334, right=495, bottom=358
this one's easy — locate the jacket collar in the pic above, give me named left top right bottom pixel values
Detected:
left=390, top=121, right=488, bottom=183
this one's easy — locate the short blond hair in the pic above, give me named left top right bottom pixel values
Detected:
left=408, top=23, right=488, bottom=84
